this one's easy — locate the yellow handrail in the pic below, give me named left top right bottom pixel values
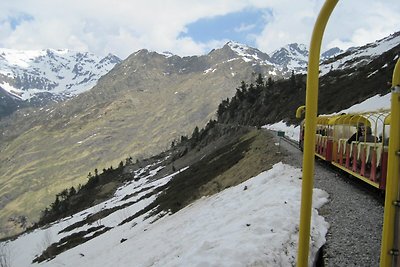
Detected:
left=380, top=58, right=400, bottom=267
left=296, top=105, right=306, bottom=119
left=297, top=1, right=338, bottom=266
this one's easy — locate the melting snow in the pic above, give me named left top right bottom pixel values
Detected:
left=263, top=122, right=300, bottom=142
left=367, top=70, right=379, bottom=78
left=320, top=33, right=400, bottom=76
left=204, top=68, right=217, bottom=74
left=3, top=163, right=328, bottom=267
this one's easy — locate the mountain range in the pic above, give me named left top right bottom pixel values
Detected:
left=0, top=31, right=399, bottom=238
left=0, top=41, right=343, bottom=118
left=0, top=49, right=121, bottom=117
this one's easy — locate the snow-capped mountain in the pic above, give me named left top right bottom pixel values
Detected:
left=217, top=41, right=344, bottom=75
left=270, top=43, right=309, bottom=71
left=0, top=48, right=121, bottom=101
left=320, top=31, right=400, bottom=75
left=269, top=44, right=343, bottom=72
left=321, top=47, right=343, bottom=60
left=225, top=41, right=273, bottom=64
left=200, top=41, right=311, bottom=78
left=1, top=31, right=398, bottom=106
left=0, top=38, right=362, bottom=110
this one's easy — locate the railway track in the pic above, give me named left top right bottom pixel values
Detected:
left=280, top=136, right=300, bottom=150
left=277, top=131, right=384, bottom=266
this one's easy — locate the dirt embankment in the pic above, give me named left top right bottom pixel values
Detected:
left=151, top=128, right=285, bottom=213
left=199, top=129, right=285, bottom=196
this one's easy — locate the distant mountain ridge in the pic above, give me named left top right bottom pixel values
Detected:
left=2, top=31, right=399, bottom=109
left=0, top=40, right=360, bottom=119
left=319, top=31, right=400, bottom=75
left=0, top=41, right=334, bottom=111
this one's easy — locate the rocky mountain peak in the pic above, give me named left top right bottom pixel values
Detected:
left=225, top=41, right=251, bottom=52
left=206, top=43, right=237, bottom=62
left=99, top=53, right=122, bottom=65
left=270, top=43, right=308, bottom=69
left=321, top=47, right=343, bottom=60
left=288, top=43, right=308, bottom=56
left=224, top=41, right=272, bottom=63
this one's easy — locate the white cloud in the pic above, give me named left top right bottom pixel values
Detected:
left=322, top=1, right=400, bottom=51
left=0, top=0, right=399, bottom=58
left=254, top=1, right=318, bottom=53
left=255, top=0, right=400, bottom=53
left=234, top=23, right=256, bottom=33
left=0, top=0, right=258, bottom=57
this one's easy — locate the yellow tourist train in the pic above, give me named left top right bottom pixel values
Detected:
left=296, top=106, right=391, bottom=190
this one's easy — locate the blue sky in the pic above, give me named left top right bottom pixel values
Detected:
left=180, top=8, right=271, bottom=47
left=0, top=0, right=399, bottom=58
left=8, top=12, right=34, bottom=30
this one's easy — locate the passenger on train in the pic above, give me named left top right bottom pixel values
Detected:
left=358, top=126, right=378, bottom=142
left=316, top=128, right=327, bottom=136
left=347, top=126, right=363, bottom=144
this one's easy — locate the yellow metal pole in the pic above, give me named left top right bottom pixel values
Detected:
left=297, top=1, right=338, bottom=266
left=380, top=59, right=400, bottom=267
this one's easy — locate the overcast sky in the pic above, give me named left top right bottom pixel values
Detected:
left=1, top=0, right=399, bottom=59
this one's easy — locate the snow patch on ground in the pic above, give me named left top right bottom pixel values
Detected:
left=3, top=163, right=328, bottom=267
left=263, top=121, right=300, bottom=142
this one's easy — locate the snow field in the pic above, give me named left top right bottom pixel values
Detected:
left=4, top=162, right=329, bottom=267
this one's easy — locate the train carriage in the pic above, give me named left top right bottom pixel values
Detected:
left=297, top=107, right=391, bottom=190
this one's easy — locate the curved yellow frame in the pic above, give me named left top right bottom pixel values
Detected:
left=296, top=105, right=306, bottom=119
left=297, top=1, right=338, bottom=266
left=328, top=114, right=372, bottom=126
left=380, top=58, right=400, bottom=267
left=297, top=1, right=398, bottom=266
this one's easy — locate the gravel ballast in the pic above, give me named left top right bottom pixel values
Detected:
left=279, top=136, right=385, bottom=267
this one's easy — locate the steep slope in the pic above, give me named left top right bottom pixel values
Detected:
left=3, top=128, right=325, bottom=267
left=0, top=88, right=27, bottom=117
left=319, top=31, right=400, bottom=75
left=0, top=43, right=287, bottom=238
